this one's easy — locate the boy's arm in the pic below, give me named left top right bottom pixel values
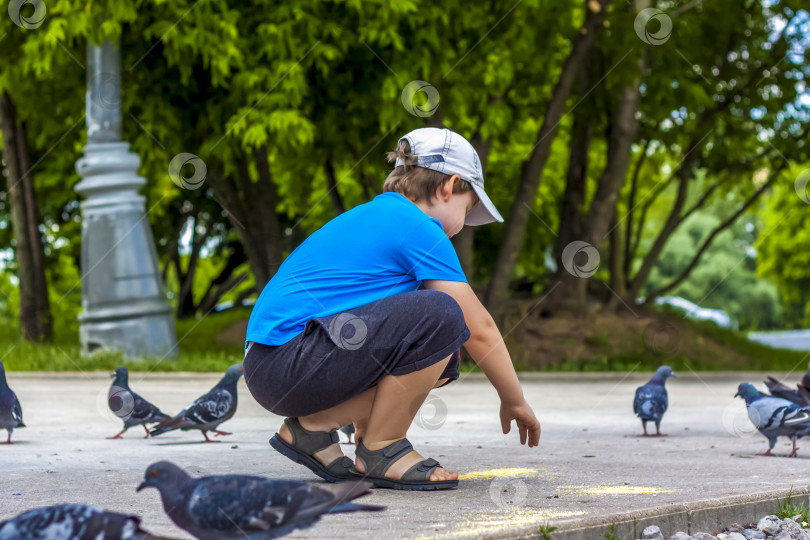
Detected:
left=422, top=279, right=541, bottom=447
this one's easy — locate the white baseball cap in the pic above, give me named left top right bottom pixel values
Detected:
left=394, top=127, right=504, bottom=226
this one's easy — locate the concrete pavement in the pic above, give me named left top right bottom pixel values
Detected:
left=2, top=371, right=810, bottom=539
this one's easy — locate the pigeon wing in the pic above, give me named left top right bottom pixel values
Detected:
left=152, top=388, right=233, bottom=432
left=130, top=390, right=168, bottom=424
left=183, top=388, right=234, bottom=427
left=185, top=476, right=296, bottom=533
left=798, top=385, right=810, bottom=407
left=765, top=377, right=803, bottom=405
left=779, top=406, right=810, bottom=428
left=0, top=504, right=142, bottom=540
left=633, top=385, right=644, bottom=414
left=11, top=391, right=23, bottom=428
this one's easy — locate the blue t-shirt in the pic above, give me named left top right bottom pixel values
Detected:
left=245, top=192, right=468, bottom=346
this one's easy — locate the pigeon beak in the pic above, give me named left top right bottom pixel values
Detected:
left=670, top=373, right=676, bottom=378
left=733, top=391, right=740, bottom=398
left=136, top=482, right=147, bottom=492
left=110, top=373, right=116, bottom=379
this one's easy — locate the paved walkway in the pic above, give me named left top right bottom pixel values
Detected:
left=2, top=371, right=810, bottom=539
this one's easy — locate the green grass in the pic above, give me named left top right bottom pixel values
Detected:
left=0, top=306, right=808, bottom=373
left=547, top=314, right=809, bottom=373
left=602, top=523, right=624, bottom=540
left=775, top=488, right=810, bottom=525
left=537, top=522, right=556, bottom=540
left=0, top=309, right=248, bottom=372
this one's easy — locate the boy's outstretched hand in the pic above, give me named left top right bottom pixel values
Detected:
left=500, top=399, right=541, bottom=447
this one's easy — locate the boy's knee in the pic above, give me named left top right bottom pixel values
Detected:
left=423, top=290, right=466, bottom=332
left=433, top=377, right=450, bottom=388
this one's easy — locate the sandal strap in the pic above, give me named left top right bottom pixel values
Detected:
left=400, top=457, right=442, bottom=482
left=284, top=417, right=339, bottom=454
left=355, top=437, right=416, bottom=477
left=326, top=455, right=355, bottom=474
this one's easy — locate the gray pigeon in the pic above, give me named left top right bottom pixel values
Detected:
left=633, top=365, right=675, bottom=436
left=108, top=366, right=170, bottom=439
left=764, top=363, right=810, bottom=406
left=0, top=361, right=25, bottom=444
left=0, top=503, right=174, bottom=539
left=735, top=382, right=810, bottom=457
left=339, top=424, right=355, bottom=444
left=137, top=461, right=384, bottom=539
left=151, top=365, right=242, bottom=442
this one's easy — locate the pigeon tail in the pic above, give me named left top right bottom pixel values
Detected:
left=328, top=501, right=386, bottom=514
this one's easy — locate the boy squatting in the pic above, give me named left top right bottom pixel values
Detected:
left=243, top=127, right=541, bottom=491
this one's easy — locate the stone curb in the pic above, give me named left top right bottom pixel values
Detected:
left=466, top=487, right=810, bottom=540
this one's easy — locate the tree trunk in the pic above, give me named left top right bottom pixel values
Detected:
left=206, top=146, right=283, bottom=292
left=553, top=63, right=592, bottom=265
left=645, top=164, right=785, bottom=301
left=452, top=134, right=493, bottom=279
left=484, top=0, right=607, bottom=316
left=622, top=137, right=652, bottom=283
left=0, top=92, right=52, bottom=342
left=549, top=61, right=593, bottom=313
left=324, top=159, right=345, bottom=215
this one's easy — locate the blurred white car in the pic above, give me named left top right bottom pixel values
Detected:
left=652, top=296, right=737, bottom=330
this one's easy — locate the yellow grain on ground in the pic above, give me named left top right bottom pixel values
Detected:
left=557, top=484, right=680, bottom=496
left=457, top=467, right=545, bottom=481
left=410, top=508, right=587, bottom=539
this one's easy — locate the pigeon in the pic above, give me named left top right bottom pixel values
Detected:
left=735, top=382, right=810, bottom=457
left=108, top=366, right=171, bottom=439
left=0, top=361, right=25, bottom=444
left=150, top=364, right=242, bottom=442
left=339, top=424, right=355, bottom=444
left=764, top=363, right=810, bottom=406
left=137, top=461, right=385, bottom=539
left=0, top=503, right=173, bottom=540
left=633, top=365, right=675, bottom=436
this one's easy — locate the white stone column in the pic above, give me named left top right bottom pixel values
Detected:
left=74, top=40, right=177, bottom=359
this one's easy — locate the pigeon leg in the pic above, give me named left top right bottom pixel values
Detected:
left=640, top=420, right=649, bottom=436
left=213, top=430, right=232, bottom=436
left=142, top=425, right=151, bottom=438
left=756, top=448, right=774, bottom=456
left=107, top=429, right=126, bottom=440
left=2, top=431, right=11, bottom=444
left=202, top=431, right=220, bottom=443
left=788, top=436, right=800, bottom=458
left=654, top=421, right=667, bottom=437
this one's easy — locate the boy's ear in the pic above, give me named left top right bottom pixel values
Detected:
left=439, top=175, right=461, bottom=202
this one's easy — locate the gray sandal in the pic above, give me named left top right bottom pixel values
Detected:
left=350, top=436, right=458, bottom=491
left=269, top=417, right=353, bottom=482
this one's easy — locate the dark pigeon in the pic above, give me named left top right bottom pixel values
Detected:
left=736, top=382, right=810, bottom=457
left=137, top=461, right=384, bottom=539
left=339, top=424, right=355, bottom=444
left=151, top=365, right=242, bottom=442
left=633, top=365, right=675, bottom=436
left=0, top=503, right=174, bottom=540
left=0, top=361, right=25, bottom=444
left=108, top=366, right=170, bottom=439
left=764, top=363, right=810, bottom=406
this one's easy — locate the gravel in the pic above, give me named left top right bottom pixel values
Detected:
left=634, top=515, right=810, bottom=540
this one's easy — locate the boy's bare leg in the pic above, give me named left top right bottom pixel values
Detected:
left=277, top=355, right=455, bottom=481
left=355, top=354, right=457, bottom=482
left=277, top=385, right=377, bottom=466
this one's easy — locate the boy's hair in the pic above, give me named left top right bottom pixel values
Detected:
left=383, top=139, right=476, bottom=204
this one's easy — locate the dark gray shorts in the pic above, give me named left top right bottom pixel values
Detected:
left=243, top=289, right=470, bottom=418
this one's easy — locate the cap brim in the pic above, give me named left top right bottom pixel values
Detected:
left=465, top=183, right=503, bottom=226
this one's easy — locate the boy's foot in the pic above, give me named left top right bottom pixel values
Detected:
left=351, top=437, right=459, bottom=490
left=269, top=417, right=353, bottom=482
left=278, top=420, right=346, bottom=466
